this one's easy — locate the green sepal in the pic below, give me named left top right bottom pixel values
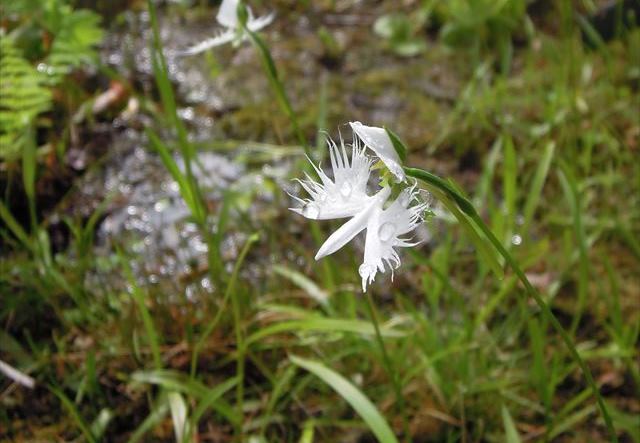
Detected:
left=236, top=1, right=249, bottom=27
left=384, top=126, right=407, bottom=162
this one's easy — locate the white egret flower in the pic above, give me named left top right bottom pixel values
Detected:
left=290, top=129, right=427, bottom=291
left=349, top=121, right=406, bottom=182
left=179, top=0, right=274, bottom=55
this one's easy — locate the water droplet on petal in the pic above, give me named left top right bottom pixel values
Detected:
left=302, top=203, right=320, bottom=219
left=378, top=222, right=396, bottom=242
left=340, top=181, right=352, bottom=198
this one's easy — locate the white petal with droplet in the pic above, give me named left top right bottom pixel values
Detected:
left=177, top=29, right=236, bottom=56
left=359, top=186, right=427, bottom=291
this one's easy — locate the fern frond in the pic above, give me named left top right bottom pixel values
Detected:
left=44, top=8, right=103, bottom=83
left=0, top=35, right=51, bottom=160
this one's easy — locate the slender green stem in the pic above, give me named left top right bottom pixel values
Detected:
left=190, top=233, right=258, bottom=379
left=404, top=166, right=618, bottom=442
left=363, top=292, right=410, bottom=442
left=228, top=233, right=259, bottom=440
left=243, top=23, right=308, bottom=152
left=147, top=0, right=207, bottom=225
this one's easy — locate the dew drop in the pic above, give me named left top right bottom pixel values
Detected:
left=302, top=203, right=320, bottom=219
left=340, top=182, right=352, bottom=198
left=511, top=234, right=522, bottom=246
left=154, top=200, right=169, bottom=212
left=378, top=222, right=396, bottom=242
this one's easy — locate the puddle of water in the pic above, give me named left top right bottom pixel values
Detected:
left=59, top=3, right=457, bottom=297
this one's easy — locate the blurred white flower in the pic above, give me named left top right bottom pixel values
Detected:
left=179, top=0, right=274, bottom=55
left=290, top=129, right=426, bottom=291
left=349, top=121, right=406, bottom=182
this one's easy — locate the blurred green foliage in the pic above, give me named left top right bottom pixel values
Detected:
left=374, top=12, right=427, bottom=57
left=0, top=0, right=103, bottom=160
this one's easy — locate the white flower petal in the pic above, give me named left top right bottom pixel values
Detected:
left=290, top=135, right=374, bottom=220
left=359, top=186, right=427, bottom=291
left=247, top=11, right=275, bottom=32
left=315, top=187, right=391, bottom=260
left=216, top=0, right=240, bottom=28
left=349, top=121, right=406, bottom=182
left=177, top=29, right=236, bottom=56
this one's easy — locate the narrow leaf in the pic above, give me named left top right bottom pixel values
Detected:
left=290, top=355, right=398, bottom=443
left=501, top=405, right=523, bottom=443
left=384, top=127, right=407, bottom=162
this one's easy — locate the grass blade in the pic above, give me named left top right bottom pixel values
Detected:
left=273, top=264, right=329, bottom=307
left=168, top=391, right=188, bottom=443
left=246, top=317, right=404, bottom=346
left=290, top=355, right=399, bottom=443
left=557, top=161, right=589, bottom=336
left=120, top=250, right=162, bottom=370
left=147, top=129, right=203, bottom=223
left=502, top=133, right=517, bottom=239
left=429, top=185, right=504, bottom=278
left=501, top=404, right=523, bottom=443
left=49, top=385, right=96, bottom=443
left=127, top=396, right=170, bottom=443
left=0, top=200, right=32, bottom=250
left=243, top=21, right=306, bottom=149
left=406, top=165, right=618, bottom=441
left=522, top=141, right=555, bottom=234
left=21, top=124, right=37, bottom=227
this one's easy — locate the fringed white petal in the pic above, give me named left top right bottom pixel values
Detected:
left=359, top=186, right=427, bottom=291
left=290, top=134, right=374, bottom=220
left=177, top=29, right=236, bottom=56
left=349, top=121, right=406, bottom=182
left=247, top=11, right=275, bottom=32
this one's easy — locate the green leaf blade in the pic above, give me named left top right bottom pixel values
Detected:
left=290, top=355, right=399, bottom=443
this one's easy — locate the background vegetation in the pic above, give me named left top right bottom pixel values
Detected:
left=1, top=0, right=638, bottom=441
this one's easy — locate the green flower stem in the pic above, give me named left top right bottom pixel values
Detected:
left=363, top=291, right=410, bottom=442
left=242, top=24, right=308, bottom=152
left=404, top=166, right=618, bottom=442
